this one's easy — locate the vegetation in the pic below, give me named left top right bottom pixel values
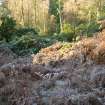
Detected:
left=1, top=1, right=105, bottom=105
left=0, top=0, right=105, bottom=55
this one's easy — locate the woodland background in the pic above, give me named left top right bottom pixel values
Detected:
left=0, top=0, right=105, bottom=55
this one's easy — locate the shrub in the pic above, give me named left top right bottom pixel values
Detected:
left=60, top=33, right=74, bottom=41
left=76, top=24, right=88, bottom=35
left=76, top=22, right=100, bottom=38
left=14, top=27, right=38, bottom=37
left=0, top=16, right=16, bottom=42
left=62, top=23, right=74, bottom=34
left=87, top=22, right=100, bottom=35
left=10, top=34, right=55, bottom=55
left=13, top=35, right=36, bottom=49
left=59, top=23, right=75, bottom=41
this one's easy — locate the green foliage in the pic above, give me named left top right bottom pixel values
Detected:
left=10, top=34, right=55, bottom=55
left=62, top=23, right=74, bottom=33
left=59, top=23, right=75, bottom=41
left=59, top=33, right=74, bottom=41
left=75, top=21, right=100, bottom=37
left=76, top=24, right=88, bottom=34
left=10, top=34, right=36, bottom=55
left=87, top=22, right=100, bottom=35
left=0, top=4, right=10, bottom=18
left=16, top=36, right=36, bottom=49
left=49, top=0, right=63, bottom=33
left=14, top=27, right=38, bottom=37
left=0, top=0, right=105, bottom=56
left=0, top=16, right=16, bottom=42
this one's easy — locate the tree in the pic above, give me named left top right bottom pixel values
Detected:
left=6, top=0, right=49, bottom=33
left=49, top=0, right=63, bottom=33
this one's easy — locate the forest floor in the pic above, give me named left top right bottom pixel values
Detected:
left=0, top=30, right=105, bottom=105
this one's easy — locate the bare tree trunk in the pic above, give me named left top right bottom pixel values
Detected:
left=21, top=0, right=25, bottom=26
left=58, top=0, right=63, bottom=33
left=33, top=0, right=37, bottom=27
